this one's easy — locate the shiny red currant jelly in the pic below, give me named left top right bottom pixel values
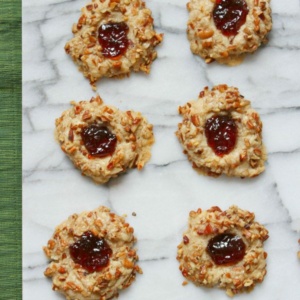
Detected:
left=204, top=115, right=237, bottom=156
left=206, top=233, right=246, bottom=265
left=213, top=0, right=249, bottom=36
left=69, top=231, right=113, bottom=273
left=98, top=22, right=129, bottom=58
left=81, top=124, right=117, bottom=158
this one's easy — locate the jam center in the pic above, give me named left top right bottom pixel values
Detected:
left=204, top=114, right=237, bottom=156
left=98, top=22, right=129, bottom=58
left=213, top=0, right=249, bottom=36
left=69, top=231, right=112, bottom=273
left=206, top=233, right=246, bottom=265
left=81, top=124, right=117, bottom=158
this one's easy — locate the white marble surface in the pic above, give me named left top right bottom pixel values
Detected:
left=23, top=0, right=300, bottom=299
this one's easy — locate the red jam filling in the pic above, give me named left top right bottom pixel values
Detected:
left=213, top=0, right=249, bottom=36
left=81, top=124, right=117, bottom=158
left=69, top=231, right=112, bottom=273
left=98, top=22, right=129, bottom=58
left=204, top=114, right=237, bottom=156
left=206, top=233, right=246, bottom=265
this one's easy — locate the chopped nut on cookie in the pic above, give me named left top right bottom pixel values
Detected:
left=43, top=206, right=142, bottom=300
left=65, top=0, right=163, bottom=89
left=186, top=0, right=272, bottom=65
left=176, top=85, right=267, bottom=178
left=177, top=205, right=269, bottom=296
left=55, top=95, right=154, bottom=184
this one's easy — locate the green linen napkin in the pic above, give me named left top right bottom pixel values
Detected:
left=0, top=0, right=22, bottom=298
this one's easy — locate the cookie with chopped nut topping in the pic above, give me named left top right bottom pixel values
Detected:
left=55, top=95, right=154, bottom=184
left=44, top=206, right=142, bottom=300
left=65, top=0, right=163, bottom=89
left=176, top=85, right=267, bottom=178
left=187, top=0, right=272, bottom=65
left=177, top=205, right=269, bottom=296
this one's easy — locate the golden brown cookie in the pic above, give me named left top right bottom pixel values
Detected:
left=176, top=85, right=267, bottom=178
left=44, top=206, right=142, bottom=300
left=65, top=0, right=163, bottom=89
left=55, top=95, right=154, bottom=184
left=177, top=205, right=269, bottom=296
left=187, top=0, right=272, bottom=65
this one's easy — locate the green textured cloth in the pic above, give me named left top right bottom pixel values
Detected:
left=0, top=0, right=22, bottom=298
